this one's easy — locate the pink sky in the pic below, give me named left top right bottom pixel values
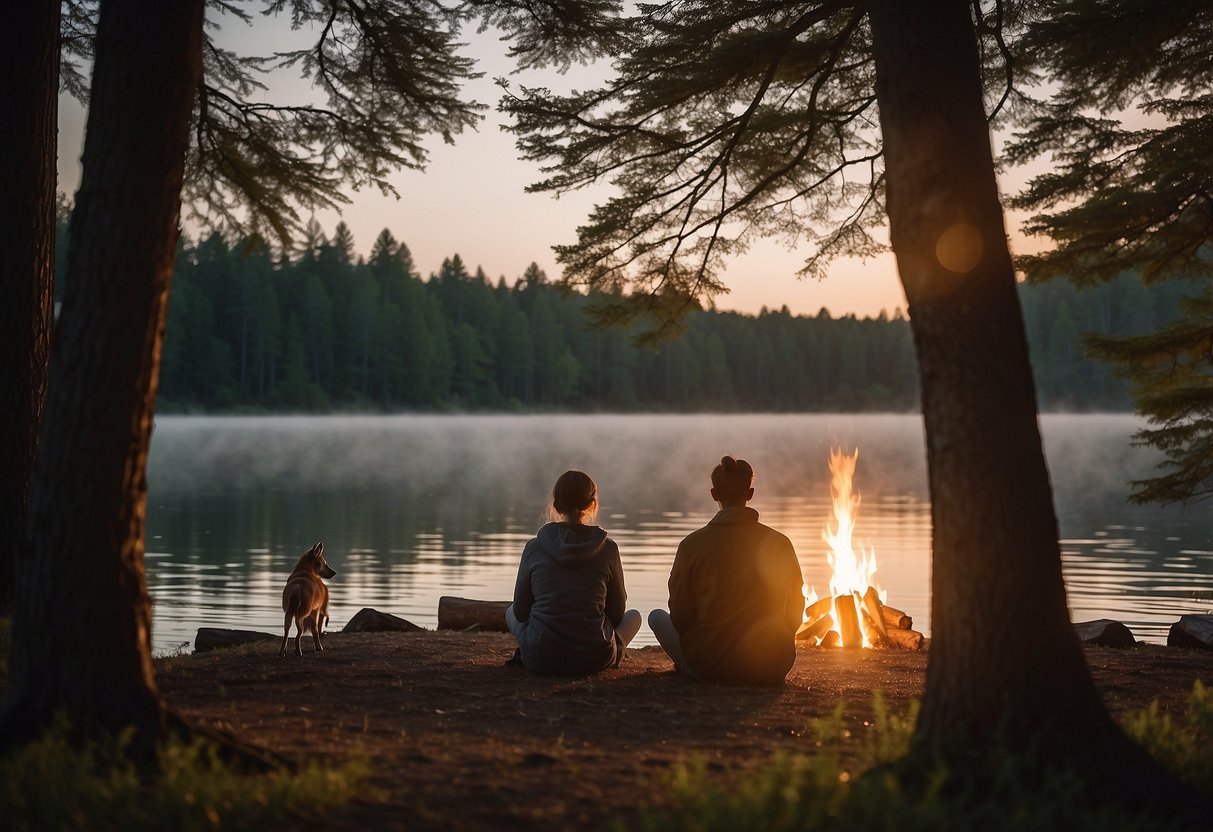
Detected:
left=55, top=18, right=1043, bottom=320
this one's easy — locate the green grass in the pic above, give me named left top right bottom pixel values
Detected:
left=1124, top=680, right=1213, bottom=789
left=1, top=723, right=371, bottom=832
left=628, top=684, right=1213, bottom=832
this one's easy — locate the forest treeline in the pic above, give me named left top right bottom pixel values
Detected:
left=53, top=214, right=1197, bottom=413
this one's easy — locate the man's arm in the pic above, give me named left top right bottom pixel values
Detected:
left=783, top=540, right=805, bottom=632
left=668, top=542, right=696, bottom=633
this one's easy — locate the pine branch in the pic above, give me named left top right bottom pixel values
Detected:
left=185, top=0, right=485, bottom=246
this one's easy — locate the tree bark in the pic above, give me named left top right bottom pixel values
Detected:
left=0, top=0, right=59, bottom=615
left=4, top=0, right=204, bottom=746
left=866, top=0, right=1118, bottom=759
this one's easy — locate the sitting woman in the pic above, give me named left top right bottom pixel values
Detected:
left=506, top=470, right=642, bottom=675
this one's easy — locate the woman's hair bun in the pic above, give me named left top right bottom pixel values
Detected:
left=552, top=470, right=598, bottom=520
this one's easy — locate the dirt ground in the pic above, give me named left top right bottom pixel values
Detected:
left=155, top=631, right=1213, bottom=831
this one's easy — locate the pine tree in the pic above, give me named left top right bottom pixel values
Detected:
left=331, top=221, right=355, bottom=265
left=499, top=0, right=1195, bottom=805
left=1010, top=0, right=1213, bottom=502
left=0, top=0, right=59, bottom=614
left=452, top=322, right=492, bottom=405
left=3, top=0, right=620, bottom=754
left=370, top=228, right=400, bottom=265
left=348, top=266, right=380, bottom=400
left=7, top=0, right=205, bottom=755
left=1087, top=286, right=1213, bottom=502
left=495, top=292, right=534, bottom=404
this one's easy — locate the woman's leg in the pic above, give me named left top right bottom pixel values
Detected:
left=505, top=604, right=525, bottom=640
left=647, top=609, right=698, bottom=679
left=615, top=609, right=642, bottom=647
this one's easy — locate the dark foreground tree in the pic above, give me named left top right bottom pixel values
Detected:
left=0, top=1, right=59, bottom=615
left=5, top=0, right=205, bottom=746
left=1010, top=0, right=1213, bottom=503
left=866, top=0, right=1127, bottom=765
left=1, top=0, right=620, bottom=752
left=0, top=1, right=94, bottom=618
left=503, top=0, right=1202, bottom=808
left=0, top=0, right=485, bottom=624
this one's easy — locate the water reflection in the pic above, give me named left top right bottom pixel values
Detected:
left=144, top=414, right=1213, bottom=654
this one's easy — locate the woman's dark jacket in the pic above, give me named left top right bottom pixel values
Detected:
left=511, top=522, right=627, bottom=675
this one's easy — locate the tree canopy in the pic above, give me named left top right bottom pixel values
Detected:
left=499, top=1, right=1030, bottom=339
left=1010, top=0, right=1213, bottom=503
left=9, top=0, right=1206, bottom=813
left=57, top=0, right=625, bottom=244
left=0, top=0, right=628, bottom=749
left=494, top=0, right=1204, bottom=808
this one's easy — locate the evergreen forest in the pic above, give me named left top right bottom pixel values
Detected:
left=53, top=211, right=1199, bottom=413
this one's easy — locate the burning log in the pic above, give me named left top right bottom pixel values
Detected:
left=804, top=596, right=833, bottom=622
left=796, top=615, right=833, bottom=642
left=860, top=587, right=889, bottom=641
left=834, top=593, right=863, bottom=648
left=884, top=627, right=924, bottom=651
left=437, top=596, right=510, bottom=632
left=880, top=604, right=912, bottom=631
left=858, top=604, right=886, bottom=647
left=861, top=618, right=883, bottom=647
left=821, top=630, right=841, bottom=648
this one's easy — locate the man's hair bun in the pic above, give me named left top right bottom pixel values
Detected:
left=712, top=455, right=754, bottom=501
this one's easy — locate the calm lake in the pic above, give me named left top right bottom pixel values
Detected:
left=145, top=414, right=1213, bottom=654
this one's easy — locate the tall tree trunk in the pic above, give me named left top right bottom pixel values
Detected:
left=4, top=0, right=204, bottom=745
left=0, top=0, right=59, bottom=615
left=866, top=0, right=1118, bottom=758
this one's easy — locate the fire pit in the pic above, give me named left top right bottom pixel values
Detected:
left=798, top=449, right=925, bottom=650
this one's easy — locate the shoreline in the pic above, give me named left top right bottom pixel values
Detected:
left=158, top=631, right=1213, bottom=830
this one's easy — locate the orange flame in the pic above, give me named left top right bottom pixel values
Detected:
left=823, top=449, right=878, bottom=602
left=805, top=449, right=884, bottom=647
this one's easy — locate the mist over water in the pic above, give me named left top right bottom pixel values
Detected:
left=144, top=414, right=1213, bottom=654
left=148, top=413, right=930, bottom=508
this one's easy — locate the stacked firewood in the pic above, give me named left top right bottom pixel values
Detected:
left=796, top=587, right=924, bottom=650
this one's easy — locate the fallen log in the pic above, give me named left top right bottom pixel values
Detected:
left=804, top=596, right=833, bottom=622
left=860, top=587, right=889, bottom=642
left=194, top=628, right=278, bottom=653
left=1073, top=619, right=1135, bottom=648
left=796, top=615, right=833, bottom=642
left=821, top=630, right=841, bottom=648
left=883, top=627, right=924, bottom=651
left=343, top=607, right=424, bottom=634
left=834, top=593, right=863, bottom=648
left=437, top=596, right=510, bottom=632
left=1168, top=614, right=1213, bottom=651
left=880, top=604, right=912, bottom=631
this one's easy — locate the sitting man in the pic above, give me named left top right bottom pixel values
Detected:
left=649, top=455, right=804, bottom=685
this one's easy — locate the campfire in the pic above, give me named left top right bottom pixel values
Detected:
left=797, top=449, right=924, bottom=650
